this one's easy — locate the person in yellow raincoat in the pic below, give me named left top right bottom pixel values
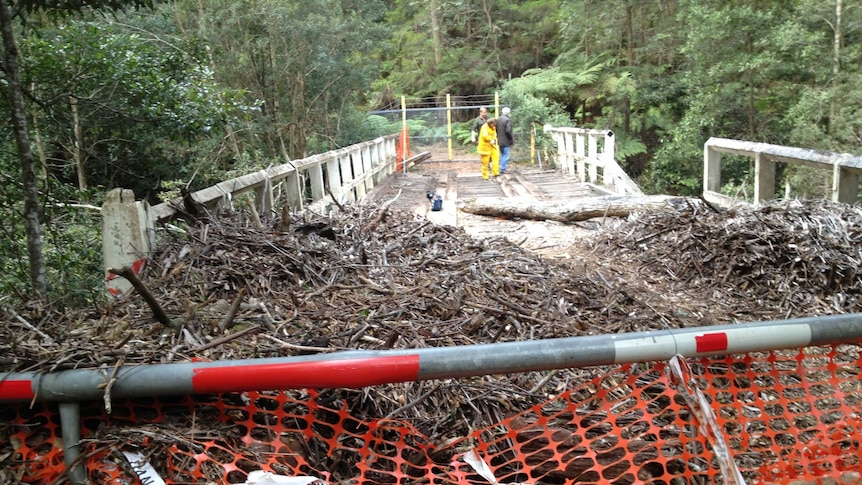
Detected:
left=477, top=118, right=499, bottom=180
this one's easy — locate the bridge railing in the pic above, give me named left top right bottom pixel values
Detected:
left=704, top=137, right=862, bottom=207
left=102, top=134, right=400, bottom=296
left=543, top=125, right=643, bottom=196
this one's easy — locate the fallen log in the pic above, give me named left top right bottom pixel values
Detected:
left=460, top=195, right=695, bottom=222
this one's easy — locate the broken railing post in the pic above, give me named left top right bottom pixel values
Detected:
left=101, top=188, right=154, bottom=296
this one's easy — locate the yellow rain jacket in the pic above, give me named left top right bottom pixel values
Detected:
left=477, top=122, right=498, bottom=156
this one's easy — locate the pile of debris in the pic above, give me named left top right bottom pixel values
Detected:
left=5, top=197, right=862, bottom=413
left=2, top=197, right=862, bottom=482
left=591, top=198, right=862, bottom=317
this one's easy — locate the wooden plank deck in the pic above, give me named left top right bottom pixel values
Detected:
left=368, top=160, right=606, bottom=259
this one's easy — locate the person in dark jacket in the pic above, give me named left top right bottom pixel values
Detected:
left=470, top=107, right=488, bottom=144
left=497, top=107, right=514, bottom=173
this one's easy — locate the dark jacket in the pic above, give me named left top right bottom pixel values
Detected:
left=471, top=114, right=487, bottom=139
left=497, top=114, right=514, bottom=147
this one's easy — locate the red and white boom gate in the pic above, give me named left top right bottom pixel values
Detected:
left=2, top=313, right=862, bottom=483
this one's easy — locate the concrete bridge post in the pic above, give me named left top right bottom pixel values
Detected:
left=754, top=152, right=776, bottom=202
left=834, top=164, right=860, bottom=203
left=704, top=143, right=724, bottom=203
left=308, top=159, right=326, bottom=203
left=361, top=145, right=373, bottom=193
left=101, top=188, right=153, bottom=296
left=559, top=132, right=574, bottom=175
left=352, top=152, right=367, bottom=199
left=254, top=170, right=274, bottom=216
left=284, top=170, right=303, bottom=210
left=339, top=154, right=356, bottom=201
left=552, top=130, right=576, bottom=175
left=325, top=155, right=342, bottom=200
left=378, top=140, right=395, bottom=180
left=373, top=145, right=382, bottom=184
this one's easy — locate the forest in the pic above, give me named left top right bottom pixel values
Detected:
left=1, top=0, right=860, bottom=306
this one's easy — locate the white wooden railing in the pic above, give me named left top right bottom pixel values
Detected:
left=704, top=137, right=862, bottom=207
left=543, top=125, right=642, bottom=196
left=104, top=129, right=862, bottom=296
left=102, top=134, right=400, bottom=296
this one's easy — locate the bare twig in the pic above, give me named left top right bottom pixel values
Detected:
left=261, top=334, right=335, bottom=353
left=327, top=186, right=345, bottom=212
left=218, top=288, right=247, bottom=332
left=100, top=358, right=124, bottom=414
left=108, top=266, right=177, bottom=330
left=8, top=309, right=53, bottom=342
left=194, top=325, right=263, bottom=352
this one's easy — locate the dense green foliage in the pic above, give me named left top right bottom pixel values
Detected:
left=21, top=20, right=245, bottom=197
left=1, top=0, right=860, bottom=305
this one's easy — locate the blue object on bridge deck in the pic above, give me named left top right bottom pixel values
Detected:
left=431, top=195, right=443, bottom=211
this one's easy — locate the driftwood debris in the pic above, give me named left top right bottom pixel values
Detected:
left=460, top=194, right=693, bottom=222
left=591, top=198, right=862, bottom=316
left=3, top=197, right=862, bottom=482
left=4, top=197, right=861, bottom=389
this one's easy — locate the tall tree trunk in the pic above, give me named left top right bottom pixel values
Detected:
left=205, top=46, right=242, bottom=163
left=624, top=2, right=634, bottom=134
left=625, top=2, right=634, bottom=66
left=831, top=0, right=841, bottom=135
left=71, top=95, right=87, bottom=190
left=291, top=63, right=307, bottom=157
left=747, top=35, right=756, bottom=139
left=430, top=0, right=442, bottom=69
left=269, top=33, right=291, bottom=163
left=481, top=0, right=502, bottom=74
left=583, top=0, right=591, bottom=58
left=29, top=83, right=47, bottom=180
left=624, top=98, right=631, bottom=134
left=0, top=0, right=48, bottom=302
left=192, top=0, right=242, bottom=163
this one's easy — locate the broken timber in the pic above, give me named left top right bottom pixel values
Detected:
left=460, top=194, right=693, bottom=222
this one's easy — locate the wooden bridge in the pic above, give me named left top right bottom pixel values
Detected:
left=101, top=126, right=862, bottom=294
left=366, top=155, right=608, bottom=256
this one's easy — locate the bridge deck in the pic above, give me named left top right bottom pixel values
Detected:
left=368, top=160, right=606, bottom=258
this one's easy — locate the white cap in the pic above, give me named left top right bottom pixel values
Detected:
left=502, top=107, right=511, bottom=115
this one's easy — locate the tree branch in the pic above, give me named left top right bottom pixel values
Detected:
left=109, top=266, right=177, bottom=329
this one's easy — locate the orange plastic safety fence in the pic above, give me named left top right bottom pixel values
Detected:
left=0, top=406, right=65, bottom=483
left=2, top=342, right=860, bottom=485
left=695, top=344, right=862, bottom=484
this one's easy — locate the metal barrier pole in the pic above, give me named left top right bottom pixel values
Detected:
left=59, top=402, right=86, bottom=484
left=2, top=313, right=861, bottom=403
left=446, top=94, right=453, bottom=161
left=401, top=95, right=407, bottom=173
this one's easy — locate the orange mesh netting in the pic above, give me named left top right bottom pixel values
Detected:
left=2, top=342, right=861, bottom=485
